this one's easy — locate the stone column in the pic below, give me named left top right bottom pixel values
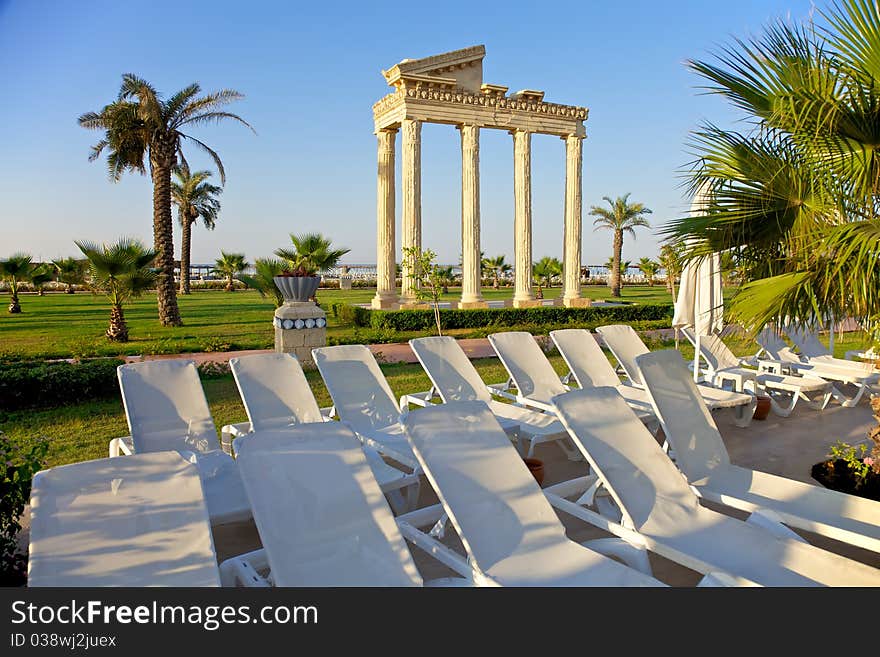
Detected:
left=512, top=129, right=539, bottom=308
left=458, top=124, right=486, bottom=308
left=562, top=134, right=589, bottom=307
left=400, top=119, right=422, bottom=304
left=372, top=129, right=397, bottom=309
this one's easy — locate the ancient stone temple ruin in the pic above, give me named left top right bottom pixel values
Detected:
left=371, top=45, right=589, bottom=309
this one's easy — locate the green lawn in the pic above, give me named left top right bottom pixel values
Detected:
left=0, top=285, right=675, bottom=359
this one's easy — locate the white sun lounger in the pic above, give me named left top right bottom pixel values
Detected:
left=677, top=327, right=832, bottom=417
left=398, top=400, right=665, bottom=586
left=114, top=360, right=251, bottom=526
left=636, top=349, right=880, bottom=555
left=546, top=387, right=880, bottom=586
left=225, top=352, right=420, bottom=513
left=784, top=323, right=858, bottom=364
left=407, top=335, right=567, bottom=458
left=759, top=328, right=879, bottom=408
left=29, top=452, right=220, bottom=587
left=312, top=344, right=418, bottom=470
left=551, top=328, right=755, bottom=428
left=219, top=423, right=424, bottom=587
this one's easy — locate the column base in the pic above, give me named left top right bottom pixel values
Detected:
left=399, top=301, right=433, bottom=310
left=371, top=294, right=399, bottom=310
left=457, top=300, right=488, bottom=309
left=513, top=298, right=543, bottom=308
left=562, top=297, right=592, bottom=308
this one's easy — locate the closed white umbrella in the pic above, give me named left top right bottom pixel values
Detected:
left=673, top=183, right=724, bottom=381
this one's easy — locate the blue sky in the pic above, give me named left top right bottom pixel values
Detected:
left=0, top=0, right=817, bottom=267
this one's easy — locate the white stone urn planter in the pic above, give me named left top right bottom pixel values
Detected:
left=274, top=275, right=320, bottom=302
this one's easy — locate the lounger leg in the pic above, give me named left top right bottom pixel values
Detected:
left=804, top=388, right=832, bottom=411
left=768, top=390, right=798, bottom=417
left=830, top=383, right=866, bottom=408
left=732, top=397, right=756, bottom=428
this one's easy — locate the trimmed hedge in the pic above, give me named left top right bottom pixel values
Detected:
left=0, top=358, right=121, bottom=411
left=367, top=304, right=673, bottom=331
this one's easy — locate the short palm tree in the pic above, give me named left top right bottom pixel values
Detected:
left=213, top=252, right=249, bottom=292
left=29, top=265, right=54, bottom=296
left=434, top=266, right=456, bottom=294
left=532, top=256, right=562, bottom=299
left=172, top=165, right=222, bottom=295
left=79, top=74, right=252, bottom=326
left=637, top=257, right=660, bottom=286
left=238, top=258, right=285, bottom=307
left=590, top=194, right=652, bottom=297
left=483, top=255, right=512, bottom=289
left=0, top=253, right=33, bottom=313
left=76, top=238, right=158, bottom=342
left=52, top=257, right=86, bottom=294
left=658, top=243, right=683, bottom=297
left=275, top=233, right=350, bottom=275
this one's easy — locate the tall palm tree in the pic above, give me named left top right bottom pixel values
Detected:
left=666, top=0, right=880, bottom=334
left=76, top=238, right=157, bottom=342
left=238, top=258, right=285, bottom=307
left=0, top=254, right=33, bottom=313
left=483, top=254, right=512, bottom=289
left=590, top=194, right=652, bottom=297
left=172, top=165, right=222, bottom=295
left=79, top=75, right=252, bottom=326
left=52, top=257, right=86, bottom=294
left=605, top=256, right=632, bottom=287
left=213, top=252, right=249, bottom=292
left=275, top=233, right=350, bottom=275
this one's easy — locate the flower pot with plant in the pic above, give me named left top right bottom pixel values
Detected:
left=273, top=264, right=321, bottom=303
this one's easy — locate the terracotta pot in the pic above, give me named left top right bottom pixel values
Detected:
left=753, top=394, right=772, bottom=421
left=273, top=275, right=320, bottom=302
left=523, top=457, right=544, bottom=486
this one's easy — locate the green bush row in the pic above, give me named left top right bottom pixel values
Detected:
left=0, top=358, right=121, bottom=411
left=366, top=304, right=673, bottom=331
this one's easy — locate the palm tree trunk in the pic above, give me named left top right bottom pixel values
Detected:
left=67, top=283, right=75, bottom=294
left=151, top=151, right=183, bottom=326
left=8, top=279, right=20, bottom=313
left=612, top=230, right=623, bottom=297
left=226, top=274, right=234, bottom=292
left=107, top=304, right=129, bottom=342
left=179, top=216, right=193, bottom=295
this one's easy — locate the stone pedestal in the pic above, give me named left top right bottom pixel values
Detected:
left=563, top=297, right=592, bottom=308
left=339, top=275, right=352, bottom=290
left=513, top=299, right=544, bottom=308
left=457, top=300, right=489, bottom=309
left=273, top=301, right=327, bottom=367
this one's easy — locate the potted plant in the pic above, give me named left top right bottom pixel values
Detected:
left=273, top=264, right=321, bottom=303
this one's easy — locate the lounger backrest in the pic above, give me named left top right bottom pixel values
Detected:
left=635, top=350, right=731, bottom=481
left=696, top=333, right=741, bottom=371
left=312, top=345, right=400, bottom=431
left=756, top=328, right=801, bottom=364
left=487, top=331, right=568, bottom=403
left=409, top=336, right=492, bottom=403
left=233, top=423, right=422, bottom=586
left=550, top=329, right=621, bottom=388
left=230, top=353, right=324, bottom=431
left=551, top=388, right=701, bottom=532
left=786, top=324, right=829, bottom=358
left=403, top=401, right=568, bottom=570
left=28, top=452, right=220, bottom=587
left=595, top=324, right=649, bottom=385
left=117, top=360, right=219, bottom=454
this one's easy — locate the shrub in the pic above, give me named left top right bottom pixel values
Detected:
left=0, top=358, right=121, bottom=411
left=0, top=431, right=48, bottom=585
left=367, top=304, right=673, bottom=332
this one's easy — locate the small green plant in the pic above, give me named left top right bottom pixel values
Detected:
left=1, top=431, right=49, bottom=585
left=828, top=441, right=873, bottom=488
left=402, top=246, right=445, bottom=336
left=199, top=336, right=233, bottom=353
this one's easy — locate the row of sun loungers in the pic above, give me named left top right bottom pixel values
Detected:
left=26, top=326, right=880, bottom=587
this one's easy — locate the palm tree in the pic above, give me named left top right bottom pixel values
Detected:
left=658, top=243, right=683, bottom=298
left=532, top=256, right=562, bottom=299
left=590, top=194, right=652, bottom=297
left=1, top=254, right=33, bottom=313
left=213, top=252, right=249, bottom=292
left=604, top=256, right=632, bottom=287
left=52, top=257, right=85, bottom=294
left=434, top=266, right=456, bottom=294
left=637, top=257, right=660, bottom=286
left=483, top=254, right=512, bottom=289
left=76, top=238, right=157, bottom=342
left=665, top=0, right=880, bottom=334
left=172, top=165, right=222, bottom=295
left=275, top=233, right=350, bottom=275
left=79, top=75, right=252, bottom=326
left=238, top=258, right=285, bottom=307
left=30, top=265, right=54, bottom=296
